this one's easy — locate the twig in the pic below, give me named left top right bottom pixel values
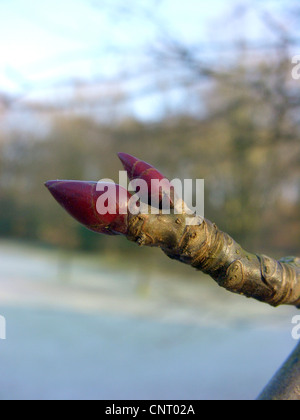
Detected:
left=258, top=341, right=300, bottom=400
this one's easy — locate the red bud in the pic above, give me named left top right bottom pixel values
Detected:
left=45, top=180, right=131, bottom=235
left=118, top=152, right=174, bottom=208
left=118, top=152, right=165, bottom=181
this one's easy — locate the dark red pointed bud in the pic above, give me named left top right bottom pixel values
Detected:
left=118, top=152, right=165, bottom=182
left=45, top=180, right=131, bottom=235
left=118, top=152, right=174, bottom=208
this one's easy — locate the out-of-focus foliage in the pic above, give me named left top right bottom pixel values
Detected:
left=0, top=63, right=299, bottom=257
left=0, top=1, right=299, bottom=259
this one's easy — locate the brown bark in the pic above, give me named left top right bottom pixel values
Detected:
left=127, top=211, right=300, bottom=308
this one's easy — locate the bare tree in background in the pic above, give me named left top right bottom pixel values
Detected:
left=1, top=1, right=299, bottom=251
left=1, top=0, right=300, bottom=400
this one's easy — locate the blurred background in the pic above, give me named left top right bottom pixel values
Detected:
left=0, top=0, right=299, bottom=400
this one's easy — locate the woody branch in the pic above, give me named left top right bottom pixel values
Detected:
left=45, top=153, right=300, bottom=308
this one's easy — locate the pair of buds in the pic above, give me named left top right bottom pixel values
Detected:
left=45, top=153, right=174, bottom=236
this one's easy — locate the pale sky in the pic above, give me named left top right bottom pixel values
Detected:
left=0, top=0, right=296, bottom=119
